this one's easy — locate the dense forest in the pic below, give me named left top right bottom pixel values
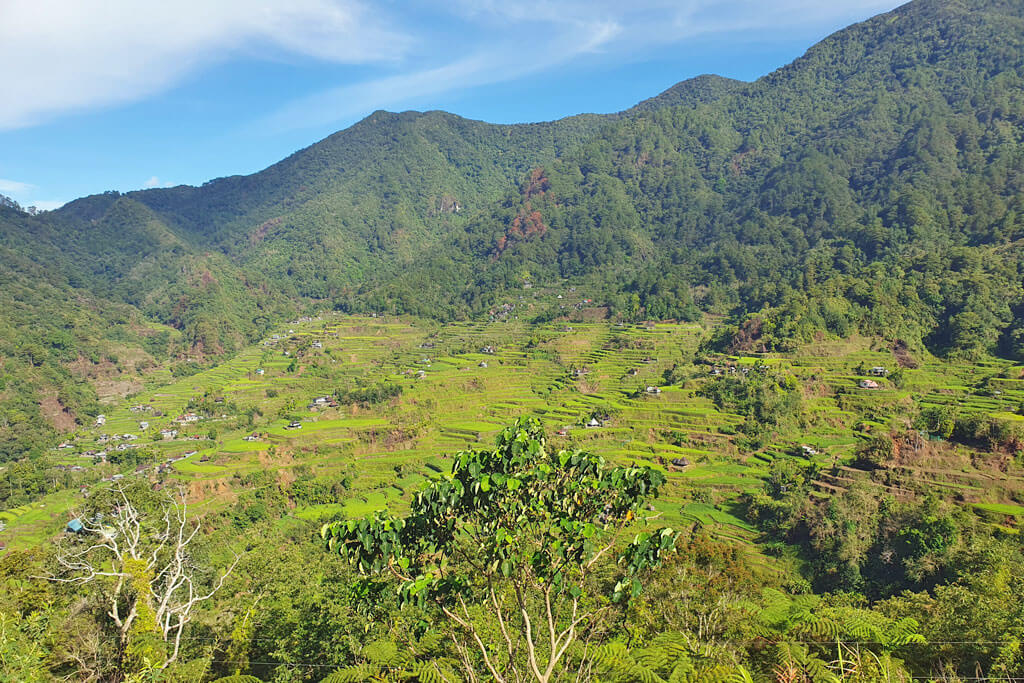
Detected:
left=4, top=0, right=1024, bottom=462
left=3, top=0, right=1023, bottom=459
left=2, top=1, right=1024, bottom=678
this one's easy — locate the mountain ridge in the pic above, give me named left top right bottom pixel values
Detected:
left=3, top=0, right=1024, bottom=460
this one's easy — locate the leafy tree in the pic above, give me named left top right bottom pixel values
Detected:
left=322, top=418, right=677, bottom=682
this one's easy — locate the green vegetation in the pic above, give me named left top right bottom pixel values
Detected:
left=1, top=312, right=1022, bottom=680
left=3, top=0, right=1024, bottom=679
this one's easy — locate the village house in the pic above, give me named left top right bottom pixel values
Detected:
left=859, top=379, right=880, bottom=389
left=255, top=368, right=265, bottom=376
left=670, top=457, right=690, bottom=469
left=801, top=445, right=819, bottom=456
left=870, top=366, right=887, bottom=376
left=139, top=421, right=149, bottom=430
left=645, top=386, right=662, bottom=394
left=160, top=428, right=178, bottom=440
left=309, top=395, right=333, bottom=410
left=312, top=341, right=323, bottom=348
left=586, top=417, right=602, bottom=428
left=478, top=361, right=488, bottom=368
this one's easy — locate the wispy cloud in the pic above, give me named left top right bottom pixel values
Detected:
left=0, top=0, right=409, bottom=130
left=0, top=178, right=65, bottom=211
left=259, top=19, right=621, bottom=131
left=261, top=0, right=902, bottom=131
left=30, top=199, right=67, bottom=212
left=0, top=0, right=903, bottom=133
left=0, top=178, right=35, bottom=194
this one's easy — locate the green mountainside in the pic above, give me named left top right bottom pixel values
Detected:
left=5, top=2, right=1024, bottom=679
left=2, top=0, right=1024, bottom=462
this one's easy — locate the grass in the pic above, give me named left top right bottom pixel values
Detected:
left=4, top=313, right=1024, bottom=558
left=972, top=502, right=1024, bottom=517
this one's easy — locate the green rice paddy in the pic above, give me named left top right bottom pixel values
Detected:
left=4, top=315, right=1024, bottom=553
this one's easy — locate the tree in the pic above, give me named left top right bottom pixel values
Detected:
left=47, top=484, right=239, bottom=671
left=321, top=418, right=677, bottom=683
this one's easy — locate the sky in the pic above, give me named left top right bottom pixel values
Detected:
left=0, top=0, right=906, bottom=210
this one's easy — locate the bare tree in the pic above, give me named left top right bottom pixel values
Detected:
left=47, top=484, right=238, bottom=667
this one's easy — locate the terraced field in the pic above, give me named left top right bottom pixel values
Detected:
left=3, top=316, right=1023, bottom=553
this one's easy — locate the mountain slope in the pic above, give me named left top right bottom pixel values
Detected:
left=3, top=0, right=1024, bottom=459
left=385, top=0, right=1024, bottom=352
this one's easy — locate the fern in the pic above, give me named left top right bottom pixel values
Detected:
left=362, top=639, right=400, bottom=666
left=322, top=663, right=379, bottom=682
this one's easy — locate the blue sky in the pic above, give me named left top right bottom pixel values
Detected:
left=0, top=0, right=904, bottom=210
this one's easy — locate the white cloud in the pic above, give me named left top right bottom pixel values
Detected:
left=0, top=0, right=904, bottom=133
left=30, top=199, right=67, bottom=211
left=0, top=178, right=65, bottom=209
left=0, top=178, right=35, bottom=194
left=262, top=0, right=903, bottom=131
left=143, top=176, right=175, bottom=189
left=0, top=0, right=410, bottom=130
left=260, top=19, right=621, bottom=131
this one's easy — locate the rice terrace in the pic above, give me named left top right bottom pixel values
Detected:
left=7, top=310, right=1023, bottom=550
left=4, top=0, right=1024, bottom=680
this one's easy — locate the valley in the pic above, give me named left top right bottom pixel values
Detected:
left=6, top=310, right=1021, bottom=567
left=3, top=0, right=1024, bottom=678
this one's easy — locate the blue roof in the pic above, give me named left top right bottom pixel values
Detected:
left=66, top=519, right=84, bottom=533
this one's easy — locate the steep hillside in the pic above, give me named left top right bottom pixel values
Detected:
left=3, top=0, right=1024, bottom=460
left=388, top=0, right=1024, bottom=354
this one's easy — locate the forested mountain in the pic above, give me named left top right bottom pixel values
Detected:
left=3, top=0, right=1024, bottom=460
left=392, top=0, right=1024, bottom=350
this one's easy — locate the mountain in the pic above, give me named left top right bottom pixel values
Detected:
left=386, top=0, right=1024, bottom=346
left=2, top=0, right=1024, bottom=459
